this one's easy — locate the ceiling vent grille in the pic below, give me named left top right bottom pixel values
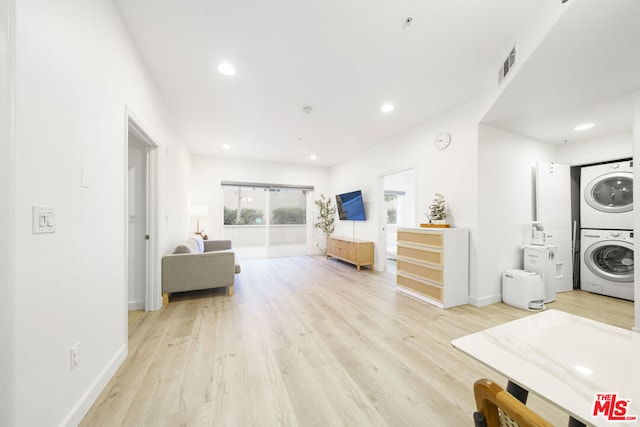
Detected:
left=498, top=45, right=517, bottom=84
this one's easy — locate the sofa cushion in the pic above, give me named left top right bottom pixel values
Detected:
left=204, top=240, right=232, bottom=252
left=173, top=238, right=198, bottom=254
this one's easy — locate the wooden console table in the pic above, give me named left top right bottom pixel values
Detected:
left=326, top=236, right=374, bottom=271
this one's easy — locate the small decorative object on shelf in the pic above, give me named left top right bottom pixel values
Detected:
left=422, top=193, right=450, bottom=228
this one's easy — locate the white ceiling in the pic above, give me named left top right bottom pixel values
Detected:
left=483, top=0, right=640, bottom=144
left=113, top=0, right=640, bottom=166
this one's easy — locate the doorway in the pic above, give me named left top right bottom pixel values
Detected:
left=125, top=111, right=160, bottom=313
left=127, top=132, right=148, bottom=311
left=381, top=169, right=416, bottom=274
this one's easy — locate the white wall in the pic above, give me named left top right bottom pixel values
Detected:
left=476, top=125, right=557, bottom=305
left=556, top=131, right=633, bottom=166
left=190, top=155, right=331, bottom=252
left=13, top=0, right=191, bottom=425
left=160, top=141, right=193, bottom=254
left=330, top=101, right=481, bottom=287
left=0, top=0, right=15, bottom=424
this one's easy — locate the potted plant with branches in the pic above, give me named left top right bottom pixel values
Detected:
left=314, top=194, right=336, bottom=250
left=427, top=193, right=448, bottom=224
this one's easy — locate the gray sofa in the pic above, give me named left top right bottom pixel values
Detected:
left=161, top=236, right=240, bottom=304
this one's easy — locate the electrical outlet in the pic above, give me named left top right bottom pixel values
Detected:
left=71, top=343, right=80, bottom=369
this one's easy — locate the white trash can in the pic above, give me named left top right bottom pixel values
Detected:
left=502, top=269, right=545, bottom=311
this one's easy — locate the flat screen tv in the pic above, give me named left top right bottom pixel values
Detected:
left=336, top=190, right=366, bottom=221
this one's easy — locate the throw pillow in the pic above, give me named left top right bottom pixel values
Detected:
left=192, top=234, right=205, bottom=253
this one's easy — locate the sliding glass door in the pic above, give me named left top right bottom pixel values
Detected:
left=222, top=183, right=311, bottom=259
left=268, top=187, right=307, bottom=257
left=223, top=185, right=266, bottom=258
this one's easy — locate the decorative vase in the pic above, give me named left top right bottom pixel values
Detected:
left=431, top=219, right=446, bottom=225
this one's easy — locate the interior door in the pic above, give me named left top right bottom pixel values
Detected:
left=127, top=133, right=149, bottom=311
left=536, top=162, right=573, bottom=293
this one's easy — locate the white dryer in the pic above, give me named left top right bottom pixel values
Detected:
left=580, top=229, right=634, bottom=301
left=580, top=161, right=633, bottom=230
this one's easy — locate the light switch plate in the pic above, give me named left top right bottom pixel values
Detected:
left=33, top=205, right=56, bottom=234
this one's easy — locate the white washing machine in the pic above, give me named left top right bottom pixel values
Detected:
left=580, top=229, right=634, bottom=301
left=580, top=161, right=633, bottom=230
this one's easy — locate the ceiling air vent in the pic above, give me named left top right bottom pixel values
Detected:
left=498, top=45, right=517, bottom=84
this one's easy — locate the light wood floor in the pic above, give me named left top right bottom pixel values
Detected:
left=128, top=310, right=144, bottom=333
left=82, top=256, right=634, bottom=426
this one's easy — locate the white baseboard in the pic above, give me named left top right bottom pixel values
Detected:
left=468, top=294, right=502, bottom=307
left=60, top=343, right=127, bottom=427
left=128, top=300, right=145, bottom=311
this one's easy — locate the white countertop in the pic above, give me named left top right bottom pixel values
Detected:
left=451, top=309, right=640, bottom=426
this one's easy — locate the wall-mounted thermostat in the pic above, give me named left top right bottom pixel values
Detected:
left=33, top=205, right=56, bottom=234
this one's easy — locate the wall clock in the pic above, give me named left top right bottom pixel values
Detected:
left=434, top=132, right=451, bottom=151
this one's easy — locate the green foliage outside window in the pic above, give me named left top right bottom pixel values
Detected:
left=272, top=207, right=306, bottom=225
left=224, top=207, right=237, bottom=225
left=387, top=208, right=397, bottom=224
left=385, top=193, right=397, bottom=224
left=224, top=206, right=264, bottom=225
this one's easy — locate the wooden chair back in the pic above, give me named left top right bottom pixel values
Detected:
left=473, top=379, right=554, bottom=427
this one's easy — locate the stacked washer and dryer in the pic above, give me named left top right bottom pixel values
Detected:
left=580, top=161, right=634, bottom=301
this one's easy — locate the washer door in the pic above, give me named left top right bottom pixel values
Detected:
left=584, top=240, right=634, bottom=282
left=584, top=171, right=633, bottom=213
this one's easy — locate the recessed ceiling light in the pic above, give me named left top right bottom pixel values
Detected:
left=574, top=122, right=594, bottom=131
left=221, top=144, right=231, bottom=150
left=380, top=103, right=394, bottom=113
left=217, top=62, right=236, bottom=76
left=309, top=154, right=318, bottom=160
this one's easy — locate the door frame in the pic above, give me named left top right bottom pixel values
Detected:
left=124, top=108, right=161, bottom=319
left=378, top=167, right=416, bottom=272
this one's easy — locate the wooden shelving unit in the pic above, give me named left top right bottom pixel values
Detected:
left=326, top=236, right=374, bottom=271
left=396, top=227, right=469, bottom=308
